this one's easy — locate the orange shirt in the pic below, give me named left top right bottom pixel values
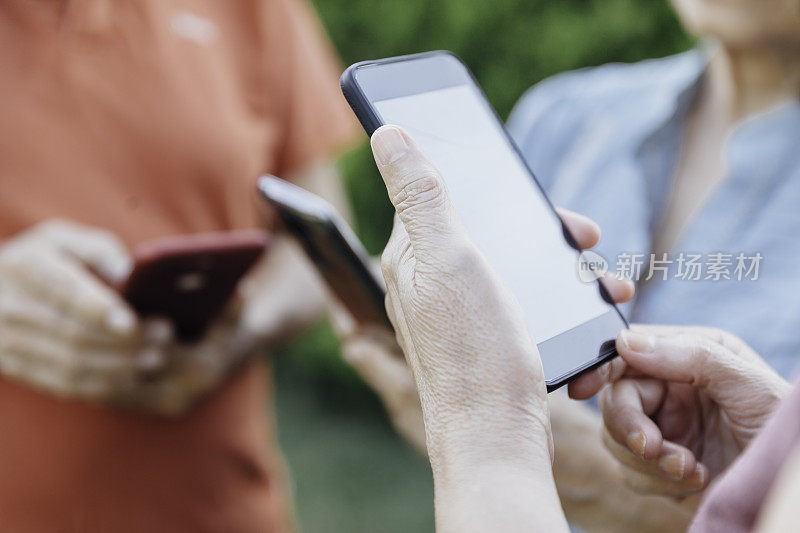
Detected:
left=0, top=1, right=357, bottom=531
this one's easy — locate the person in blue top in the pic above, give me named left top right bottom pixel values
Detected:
left=508, top=46, right=800, bottom=381
left=342, top=0, right=800, bottom=530
left=501, top=0, right=800, bottom=530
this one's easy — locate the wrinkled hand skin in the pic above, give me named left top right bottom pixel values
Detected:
left=340, top=210, right=634, bottom=460
left=375, top=136, right=551, bottom=470
left=571, top=325, right=790, bottom=503
left=387, top=229, right=552, bottom=467
left=0, top=220, right=282, bottom=416
left=370, top=125, right=571, bottom=533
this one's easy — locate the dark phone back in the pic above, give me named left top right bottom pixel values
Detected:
left=121, top=231, right=269, bottom=342
left=257, top=175, right=391, bottom=329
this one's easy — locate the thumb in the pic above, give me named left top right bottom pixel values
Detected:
left=370, top=125, right=461, bottom=261
left=615, top=328, right=760, bottom=401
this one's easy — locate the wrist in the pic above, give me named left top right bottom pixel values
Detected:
left=426, top=405, right=553, bottom=483
left=431, top=442, right=564, bottom=533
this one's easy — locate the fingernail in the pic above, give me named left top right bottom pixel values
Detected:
left=105, top=307, right=136, bottom=336
left=688, top=464, right=707, bottom=489
left=620, top=330, right=653, bottom=354
left=372, top=126, right=409, bottom=166
left=627, top=431, right=647, bottom=458
left=659, top=454, right=686, bottom=480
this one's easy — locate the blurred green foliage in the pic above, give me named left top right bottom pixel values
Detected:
left=275, top=2, right=693, bottom=532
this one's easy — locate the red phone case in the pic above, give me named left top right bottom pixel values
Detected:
left=120, top=230, right=270, bottom=342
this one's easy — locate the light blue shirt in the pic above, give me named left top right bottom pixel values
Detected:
left=508, top=50, right=800, bottom=379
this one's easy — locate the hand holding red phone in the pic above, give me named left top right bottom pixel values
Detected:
left=0, top=219, right=274, bottom=414
left=0, top=220, right=166, bottom=400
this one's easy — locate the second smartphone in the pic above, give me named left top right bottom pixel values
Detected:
left=257, top=175, right=391, bottom=330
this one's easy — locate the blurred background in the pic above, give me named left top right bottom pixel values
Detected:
left=274, top=1, right=693, bottom=531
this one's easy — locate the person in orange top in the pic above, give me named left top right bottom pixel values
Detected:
left=0, top=0, right=359, bottom=531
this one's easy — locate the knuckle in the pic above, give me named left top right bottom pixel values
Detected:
left=621, top=469, right=654, bottom=494
left=695, top=326, right=744, bottom=355
left=709, top=327, right=746, bottom=356
left=391, top=174, right=445, bottom=214
left=448, top=239, right=479, bottom=264
left=689, top=334, right=714, bottom=360
left=699, top=326, right=728, bottom=345
left=685, top=334, right=717, bottom=386
left=602, top=385, right=636, bottom=425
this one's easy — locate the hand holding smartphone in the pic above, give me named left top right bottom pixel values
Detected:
left=340, top=51, right=628, bottom=391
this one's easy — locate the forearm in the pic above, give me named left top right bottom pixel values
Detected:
left=428, top=421, right=568, bottom=533
left=433, top=449, right=568, bottom=533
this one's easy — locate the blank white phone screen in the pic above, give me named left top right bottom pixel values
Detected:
left=374, top=84, right=611, bottom=358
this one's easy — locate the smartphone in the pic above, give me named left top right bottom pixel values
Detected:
left=121, top=230, right=269, bottom=341
left=257, top=175, right=391, bottom=329
left=341, top=51, right=628, bottom=391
